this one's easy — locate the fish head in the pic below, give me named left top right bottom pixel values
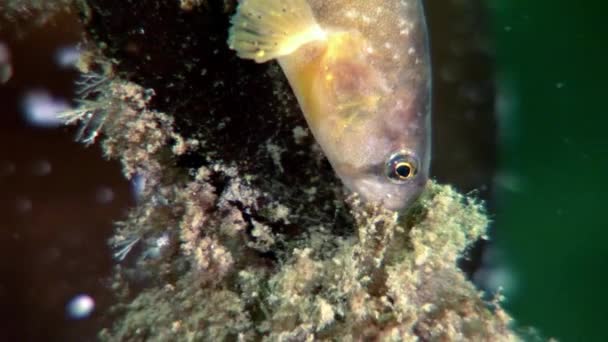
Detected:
left=341, top=149, right=429, bottom=211
left=329, top=91, right=431, bottom=211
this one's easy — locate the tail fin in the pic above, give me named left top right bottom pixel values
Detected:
left=228, top=0, right=326, bottom=63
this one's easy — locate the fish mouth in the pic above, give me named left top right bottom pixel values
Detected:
left=346, top=170, right=428, bottom=211
left=346, top=177, right=407, bottom=211
left=334, top=161, right=425, bottom=210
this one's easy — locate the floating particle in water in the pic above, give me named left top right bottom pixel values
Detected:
left=473, top=246, right=519, bottom=298
left=0, top=41, right=12, bottom=83
left=95, top=186, right=115, bottom=204
left=31, top=159, right=52, bottom=176
left=494, top=171, right=523, bottom=193
left=54, top=45, right=80, bottom=69
left=15, top=197, right=32, bottom=214
left=21, top=90, right=70, bottom=128
left=66, top=294, right=95, bottom=320
left=474, top=264, right=518, bottom=298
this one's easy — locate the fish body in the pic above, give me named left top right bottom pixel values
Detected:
left=229, top=0, right=431, bottom=210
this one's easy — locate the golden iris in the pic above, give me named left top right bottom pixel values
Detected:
left=386, top=151, right=418, bottom=182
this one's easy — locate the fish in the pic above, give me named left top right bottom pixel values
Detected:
left=228, top=0, right=432, bottom=210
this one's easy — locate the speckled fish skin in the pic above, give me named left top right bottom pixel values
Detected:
left=229, top=0, right=431, bottom=210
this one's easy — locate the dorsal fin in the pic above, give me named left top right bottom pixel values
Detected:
left=228, top=0, right=326, bottom=63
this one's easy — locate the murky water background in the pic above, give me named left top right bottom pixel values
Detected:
left=0, top=12, right=132, bottom=340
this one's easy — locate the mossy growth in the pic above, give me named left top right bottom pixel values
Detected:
left=100, top=175, right=515, bottom=340
left=36, top=0, right=519, bottom=340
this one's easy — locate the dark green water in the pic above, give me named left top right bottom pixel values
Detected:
left=491, top=2, right=608, bottom=341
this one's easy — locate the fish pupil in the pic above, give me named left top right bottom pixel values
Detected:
left=395, top=163, right=412, bottom=178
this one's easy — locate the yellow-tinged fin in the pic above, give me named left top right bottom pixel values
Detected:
left=228, top=0, right=326, bottom=63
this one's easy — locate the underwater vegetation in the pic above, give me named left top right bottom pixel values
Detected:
left=3, top=0, right=520, bottom=340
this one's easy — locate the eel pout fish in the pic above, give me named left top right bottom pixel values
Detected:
left=228, top=0, right=432, bottom=210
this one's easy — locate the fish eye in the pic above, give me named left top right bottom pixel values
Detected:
left=386, top=151, right=418, bottom=183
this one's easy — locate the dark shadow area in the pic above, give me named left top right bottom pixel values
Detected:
left=425, top=0, right=497, bottom=278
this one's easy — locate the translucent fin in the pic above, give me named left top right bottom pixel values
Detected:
left=228, top=0, right=326, bottom=63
